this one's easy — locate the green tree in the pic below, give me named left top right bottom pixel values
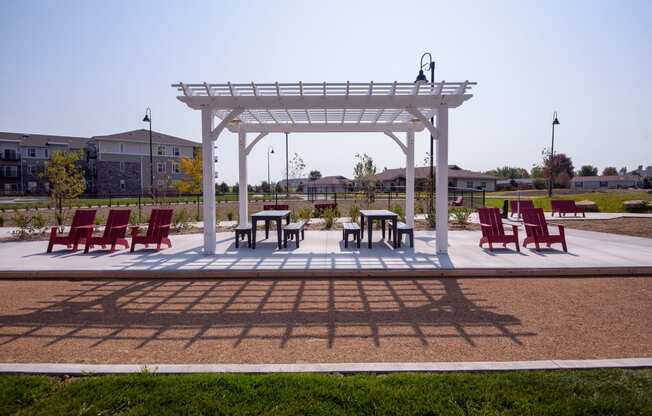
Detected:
left=217, top=181, right=229, bottom=193
left=44, top=150, right=86, bottom=226
left=577, top=165, right=598, bottom=176
left=308, top=170, right=322, bottom=181
left=485, top=166, right=530, bottom=179
left=602, top=166, right=618, bottom=176
left=353, top=153, right=377, bottom=205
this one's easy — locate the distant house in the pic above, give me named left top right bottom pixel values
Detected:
left=570, top=175, right=640, bottom=190
left=631, top=165, right=652, bottom=178
left=304, top=176, right=354, bottom=193
left=277, top=178, right=308, bottom=190
left=371, top=165, right=497, bottom=192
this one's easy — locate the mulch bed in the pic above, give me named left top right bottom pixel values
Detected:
left=0, top=277, right=650, bottom=364
left=549, top=217, right=652, bottom=239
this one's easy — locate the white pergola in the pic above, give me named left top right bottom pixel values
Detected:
left=172, top=80, right=475, bottom=255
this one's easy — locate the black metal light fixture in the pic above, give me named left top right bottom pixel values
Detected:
left=142, top=107, right=154, bottom=199
left=548, top=111, right=560, bottom=197
left=415, top=53, right=435, bottom=208
left=267, top=146, right=275, bottom=193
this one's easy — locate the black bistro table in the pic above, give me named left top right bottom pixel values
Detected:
left=251, top=210, right=291, bottom=249
left=360, top=209, right=398, bottom=249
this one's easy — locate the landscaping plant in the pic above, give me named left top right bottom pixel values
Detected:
left=321, top=207, right=337, bottom=229
left=449, top=207, right=473, bottom=227
left=391, top=203, right=405, bottom=222
left=348, top=204, right=360, bottom=223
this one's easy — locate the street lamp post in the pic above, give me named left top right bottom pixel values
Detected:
left=548, top=111, right=560, bottom=197
left=285, top=132, right=289, bottom=197
left=267, top=145, right=275, bottom=197
left=415, top=53, right=435, bottom=209
left=142, top=108, right=154, bottom=199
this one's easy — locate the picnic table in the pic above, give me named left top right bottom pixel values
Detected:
left=360, top=209, right=398, bottom=249
left=251, top=210, right=291, bottom=249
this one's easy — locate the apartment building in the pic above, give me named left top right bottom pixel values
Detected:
left=0, top=129, right=199, bottom=196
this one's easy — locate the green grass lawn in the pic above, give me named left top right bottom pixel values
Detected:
left=485, top=191, right=652, bottom=213
left=1, top=369, right=651, bottom=415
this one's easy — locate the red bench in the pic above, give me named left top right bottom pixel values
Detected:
left=509, top=200, right=534, bottom=217
left=314, top=202, right=337, bottom=213
left=551, top=200, right=585, bottom=217
left=263, top=204, right=289, bottom=210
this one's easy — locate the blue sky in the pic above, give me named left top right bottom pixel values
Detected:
left=1, top=0, right=650, bottom=184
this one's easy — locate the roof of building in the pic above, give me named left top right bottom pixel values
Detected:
left=93, top=129, right=199, bottom=147
left=571, top=175, right=641, bottom=182
left=373, top=166, right=497, bottom=182
left=632, top=166, right=652, bottom=177
left=496, top=178, right=535, bottom=184
left=306, top=176, right=353, bottom=185
left=0, top=131, right=90, bottom=148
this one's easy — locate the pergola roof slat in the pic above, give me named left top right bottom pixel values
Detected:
left=173, top=80, right=475, bottom=133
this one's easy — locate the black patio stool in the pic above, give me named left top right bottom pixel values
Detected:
left=388, top=221, right=414, bottom=248
left=342, top=222, right=361, bottom=248
left=283, top=220, right=307, bottom=248
left=234, top=223, right=252, bottom=248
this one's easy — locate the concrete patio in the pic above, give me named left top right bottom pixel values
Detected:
left=1, top=227, right=651, bottom=278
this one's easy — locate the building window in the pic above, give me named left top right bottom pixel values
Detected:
left=575, top=182, right=583, bottom=188
left=28, top=165, right=38, bottom=175
left=119, top=143, right=124, bottom=153
left=157, top=162, right=165, bottom=173
left=157, top=145, right=166, bottom=156
left=3, top=149, right=17, bottom=160
left=599, top=181, right=608, bottom=187
left=466, top=181, right=473, bottom=189
left=27, top=148, right=36, bottom=158
left=44, top=149, right=49, bottom=158
left=173, top=147, right=180, bottom=157
left=44, top=182, right=50, bottom=192
left=27, top=181, right=37, bottom=191
left=119, top=161, right=125, bottom=173
left=172, top=162, right=180, bottom=174
left=480, top=182, right=487, bottom=189
left=120, top=179, right=126, bottom=191
left=5, top=166, right=18, bottom=177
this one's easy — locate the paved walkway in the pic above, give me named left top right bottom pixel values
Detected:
left=0, top=277, right=649, bottom=364
left=1, top=227, right=651, bottom=276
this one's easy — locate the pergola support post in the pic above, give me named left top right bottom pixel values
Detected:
left=237, top=130, right=249, bottom=227
left=436, top=107, right=449, bottom=254
left=201, top=109, right=216, bottom=254
left=405, top=129, right=415, bottom=227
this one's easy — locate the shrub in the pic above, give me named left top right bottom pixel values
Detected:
left=415, top=202, right=425, bottom=214
left=297, top=207, right=313, bottom=221
left=450, top=207, right=473, bottom=227
left=173, top=208, right=191, bottom=231
left=426, top=205, right=436, bottom=229
left=11, top=212, right=34, bottom=239
left=32, top=212, right=47, bottom=234
left=321, top=207, right=337, bottom=229
left=0, top=215, right=4, bottom=227
left=348, top=204, right=360, bottom=223
left=226, top=209, right=235, bottom=221
left=391, top=203, right=405, bottom=222
left=129, top=211, right=138, bottom=226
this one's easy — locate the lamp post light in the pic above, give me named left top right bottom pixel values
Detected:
left=548, top=111, right=560, bottom=197
left=142, top=108, right=154, bottom=199
left=415, top=52, right=435, bottom=208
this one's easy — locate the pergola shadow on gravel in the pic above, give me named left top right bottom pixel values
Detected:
left=0, top=278, right=532, bottom=352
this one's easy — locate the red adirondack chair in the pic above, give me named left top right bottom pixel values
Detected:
left=130, top=208, right=173, bottom=252
left=478, top=207, right=519, bottom=252
left=509, top=200, right=534, bottom=217
left=450, top=196, right=464, bottom=206
left=83, top=209, right=131, bottom=253
left=522, top=208, right=567, bottom=252
left=47, top=209, right=97, bottom=253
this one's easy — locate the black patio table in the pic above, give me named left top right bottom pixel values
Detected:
left=251, top=210, right=291, bottom=249
left=359, top=209, right=398, bottom=249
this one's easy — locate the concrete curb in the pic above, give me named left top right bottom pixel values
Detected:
left=1, top=358, right=651, bottom=375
